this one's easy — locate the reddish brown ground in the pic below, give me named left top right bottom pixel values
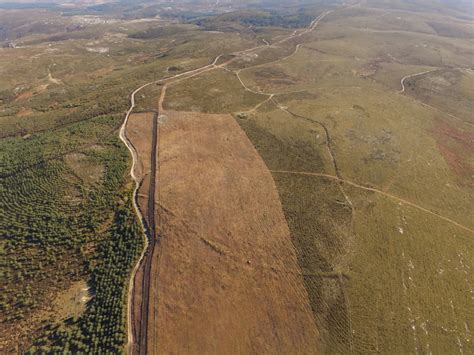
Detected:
left=431, top=120, right=474, bottom=179
left=16, top=107, right=33, bottom=117
left=14, top=84, right=49, bottom=102
left=146, top=111, right=321, bottom=354
left=15, top=91, right=33, bottom=101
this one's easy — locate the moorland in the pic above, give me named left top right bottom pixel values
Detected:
left=1, top=0, right=473, bottom=353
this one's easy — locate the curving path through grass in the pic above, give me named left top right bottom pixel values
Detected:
left=270, top=170, right=474, bottom=234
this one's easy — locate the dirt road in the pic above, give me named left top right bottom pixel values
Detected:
left=121, top=54, right=232, bottom=353
left=398, top=69, right=439, bottom=93
left=126, top=111, right=159, bottom=355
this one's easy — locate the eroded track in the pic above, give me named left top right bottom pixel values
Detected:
left=137, top=111, right=158, bottom=355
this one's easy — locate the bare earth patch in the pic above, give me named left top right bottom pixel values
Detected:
left=16, top=107, right=33, bottom=117
left=431, top=120, right=474, bottom=180
left=15, top=91, right=33, bottom=101
left=148, top=110, right=321, bottom=353
left=54, top=280, right=90, bottom=321
left=64, top=152, right=104, bottom=185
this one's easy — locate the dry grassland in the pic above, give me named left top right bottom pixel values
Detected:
left=148, top=110, right=321, bottom=354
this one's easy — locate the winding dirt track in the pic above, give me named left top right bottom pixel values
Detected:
left=120, top=53, right=234, bottom=353
left=398, top=69, right=439, bottom=93
left=398, top=67, right=474, bottom=127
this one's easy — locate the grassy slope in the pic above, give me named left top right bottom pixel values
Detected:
left=232, top=4, right=474, bottom=353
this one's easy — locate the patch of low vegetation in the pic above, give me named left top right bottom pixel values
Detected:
left=406, top=69, right=474, bottom=123
left=128, top=26, right=188, bottom=40
left=194, top=10, right=316, bottom=31
left=426, top=21, right=473, bottom=38
left=0, top=114, right=122, bottom=176
left=238, top=117, right=354, bottom=353
left=165, top=69, right=267, bottom=113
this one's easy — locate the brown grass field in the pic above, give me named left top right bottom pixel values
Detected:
left=144, top=110, right=321, bottom=353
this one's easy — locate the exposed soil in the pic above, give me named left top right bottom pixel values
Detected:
left=15, top=91, right=33, bottom=101
left=146, top=110, right=321, bottom=353
left=53, top=280, right=89, bottom=321
left=16, top=107, right=33, bottom=117
left=64, top=152, right=104, bottom=185
left=431, top=119, right=474, bottom=179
